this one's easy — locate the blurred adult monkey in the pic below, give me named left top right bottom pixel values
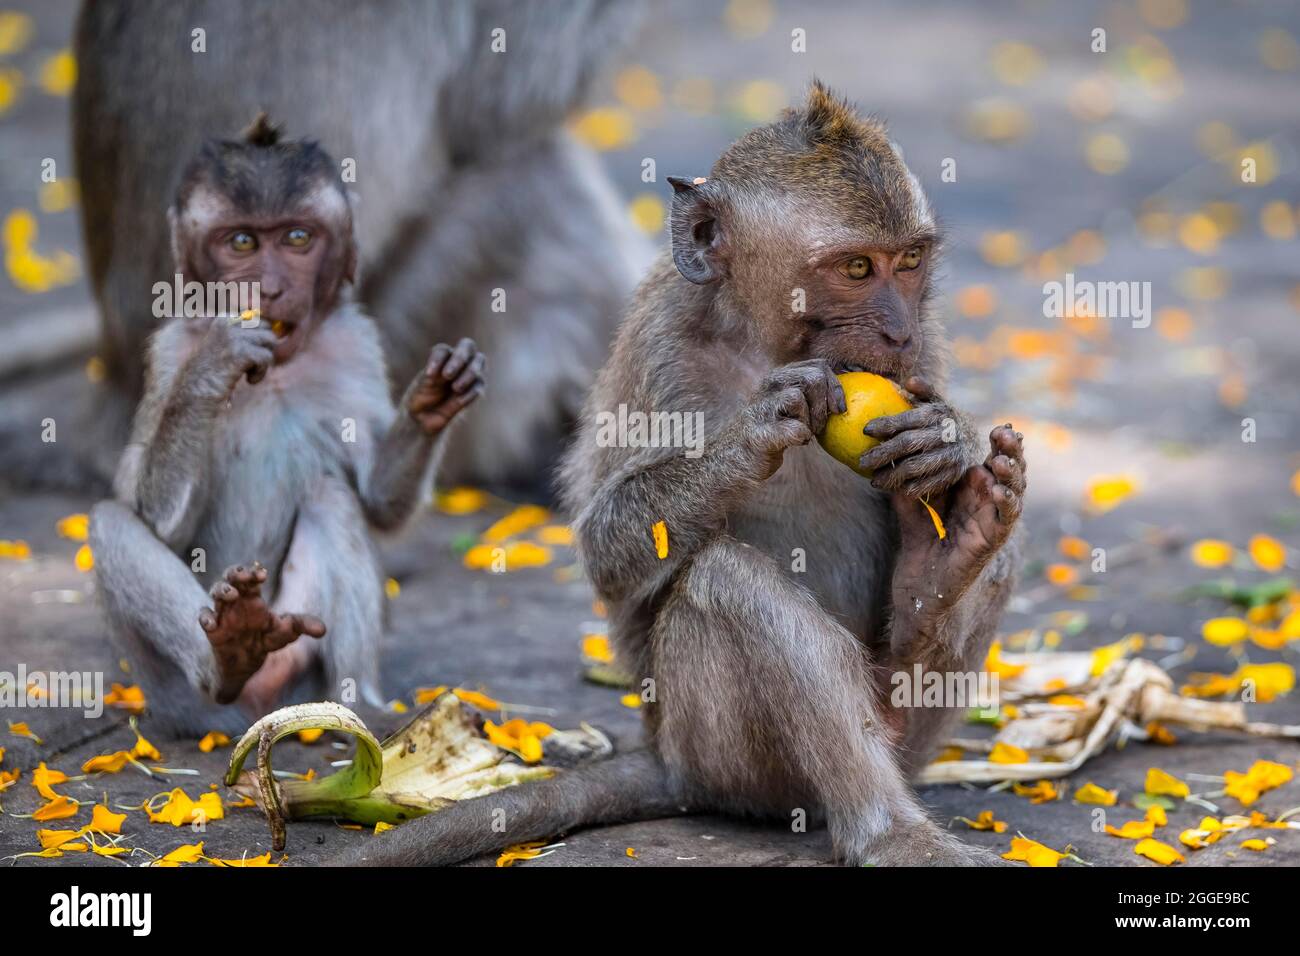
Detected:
left=68, top=0, right=649, bottom=492
left=336, top=84, right=1026, bottom=867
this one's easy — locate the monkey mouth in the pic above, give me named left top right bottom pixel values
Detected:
left=836, top=362, right=900, bottom=382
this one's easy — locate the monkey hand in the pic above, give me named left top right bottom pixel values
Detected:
left=407, top=337, right=486, bottom=435
left=735, top=359, right=846, bottom=479
left=858, top=376, right=978, bottom=501
left=191, top=315, right=279, bottom=397
left=889, top=424, right=1025, bottom=659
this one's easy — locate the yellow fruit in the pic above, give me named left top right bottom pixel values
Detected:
left=817, top=372, right=911, bottom=476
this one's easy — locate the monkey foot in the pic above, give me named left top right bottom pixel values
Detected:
left=862, top=820, right=1009, bottom=867
left=890, top=425, right=1026, bottom=646
left=199, top=562, right=326, bottom=705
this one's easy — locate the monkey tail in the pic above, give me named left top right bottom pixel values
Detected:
left=333, top=750, right=681, bottom=866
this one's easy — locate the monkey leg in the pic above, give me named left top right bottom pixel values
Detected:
left=258, top=477, right=385, bottom=711
left=651, top=535, right=995, bottom=866
left=89, top=500, right=248, bottom=735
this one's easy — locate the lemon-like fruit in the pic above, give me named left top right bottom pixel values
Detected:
left=817, top=371, right=912, bottom=476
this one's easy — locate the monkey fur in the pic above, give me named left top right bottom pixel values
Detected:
left=0, top=0, right=649, bottom=494
left=90, top=123, right=485, bottom=735
left=334, top=83, right=1026, bottom=867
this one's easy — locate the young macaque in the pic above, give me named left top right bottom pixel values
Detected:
left=90, top=117, right=485, bottom=734
left=337, top=83, right=1025, bottom=867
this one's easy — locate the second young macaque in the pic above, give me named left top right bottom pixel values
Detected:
left=90, top=117, right=485, bottom=734
left=336, top=83, right=1025, bottom=867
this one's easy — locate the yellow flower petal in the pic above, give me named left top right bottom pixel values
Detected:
left=1223, top=760, right=1293, bottom=806
left=1105, top=819, right=1156, bottom=839
left=206, top=851, right=276, bottom=867
left=1145, top=804, right=1168, bottom=827
left=1083, top=474, right=1138, bottom=513
left=482, top=504, right=550, bottom=543
left=37, top=828, right=83, bottom=850
left=496, top=841, right=548, bottom=867
left=1202, top=616, right=1249, bottom=646
left=1134, top=838, right=1184, bottom=865
left=1012, top=780, right=1060, bottom=804
left=434, top=487, right=489, bottom=515
left=1074, top=782, right=1117, bottom=806
left=157, top=842, right=205, bottom=866
left=958, top=810, right=1008, bottom=833
left=82, top=750, right=132, bottom=774
left=33, top=795, right=79, bottom=821
left=1058, top=535, right=1090, bottom=561
left=1247, top=534, right=1286, bottom=572
left=581, top=633, right=614, bottom=664
left=921, top=498, right=946, bottom=539
left=651, top=520, right=669, bottom=559
left=74, top=543, right=94, bottom=571
left=1189, top=539, right=1234, bottom=568
left=198, top=731, right=230, bottom=753
left=984, top=641, right=1027, bottom=679
left=56, top=513, right=89, bottom=542
left=1145, top=767, right=1190, bottom=799
left=89, top=803, right=127, bottom=835
left=1002, top=835, right=1065, bottom=867
left=989, top=742, right=1029, bottom=764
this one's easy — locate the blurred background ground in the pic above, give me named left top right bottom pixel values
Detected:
left=1, top=0, right=1298, bottom=867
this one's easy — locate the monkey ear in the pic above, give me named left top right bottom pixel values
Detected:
left=667, top=176, right=724, bottom=285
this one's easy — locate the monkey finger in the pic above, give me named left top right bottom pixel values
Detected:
left=773, top=385, right=811, bottom=426
left=451, top=352, right=486, bottom=393
left=209, top=580, right=238, bottom=604
left=902, top=376, right=940, bottom=403
left=988, top=424, right=1025, bottom=468
left=198, top=608, right=218, bottom=633
left=987, top=454, right=1026, bottom=496
left=870, top=448, right=955, bottom=493
left=287, top=613, right=327, bottom=640
left=773, top=416, right=813, bottom=448
left=863, top=404, right=943, bottom=440
left=858, top=426, right=946, bottom=471
left=993, top=484, right=1021, bottom=524
left=441, top=337, right=477, bottom=380
left=425, top=342, right=453, bottom=377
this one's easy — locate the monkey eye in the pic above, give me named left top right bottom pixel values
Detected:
left=838, top=256, right=872, bottom=280
left=284, top=227, right=312, bottom=248
left=897, top=246, right=924, bottom=271
left=229, top=231, right=258, bottom=253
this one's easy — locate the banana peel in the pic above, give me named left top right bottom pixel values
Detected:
left=920, top=653, right=1300, bottom=785
left=225, top=693, right=611, bottom=850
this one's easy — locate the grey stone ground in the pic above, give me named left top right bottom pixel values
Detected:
left=1, top=1, right=1298, bottom=867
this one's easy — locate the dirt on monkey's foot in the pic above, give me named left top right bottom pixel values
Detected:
left=199, top=562, right=326, bottom=705
left=891, top=424, right=1026, bottom=640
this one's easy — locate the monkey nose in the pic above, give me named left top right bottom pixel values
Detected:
left=881, top=329, right=912, bottom=350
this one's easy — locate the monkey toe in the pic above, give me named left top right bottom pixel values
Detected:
left=223, top=563, right=267, bottom=597
left=988, top=424, right=1024, bottom=464
left=209, top=580, right=238, bottom=605
left=987, top=454, right=1025, bottom=495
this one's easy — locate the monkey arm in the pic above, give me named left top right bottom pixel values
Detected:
left=114, top=350, right=226, bottom=550
left=575, top=430, right=761, bottom=605
left=355, top=381, right=444, bottom=533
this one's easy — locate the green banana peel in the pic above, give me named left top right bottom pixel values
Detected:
left=225, top=694, right=610, bottom=850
